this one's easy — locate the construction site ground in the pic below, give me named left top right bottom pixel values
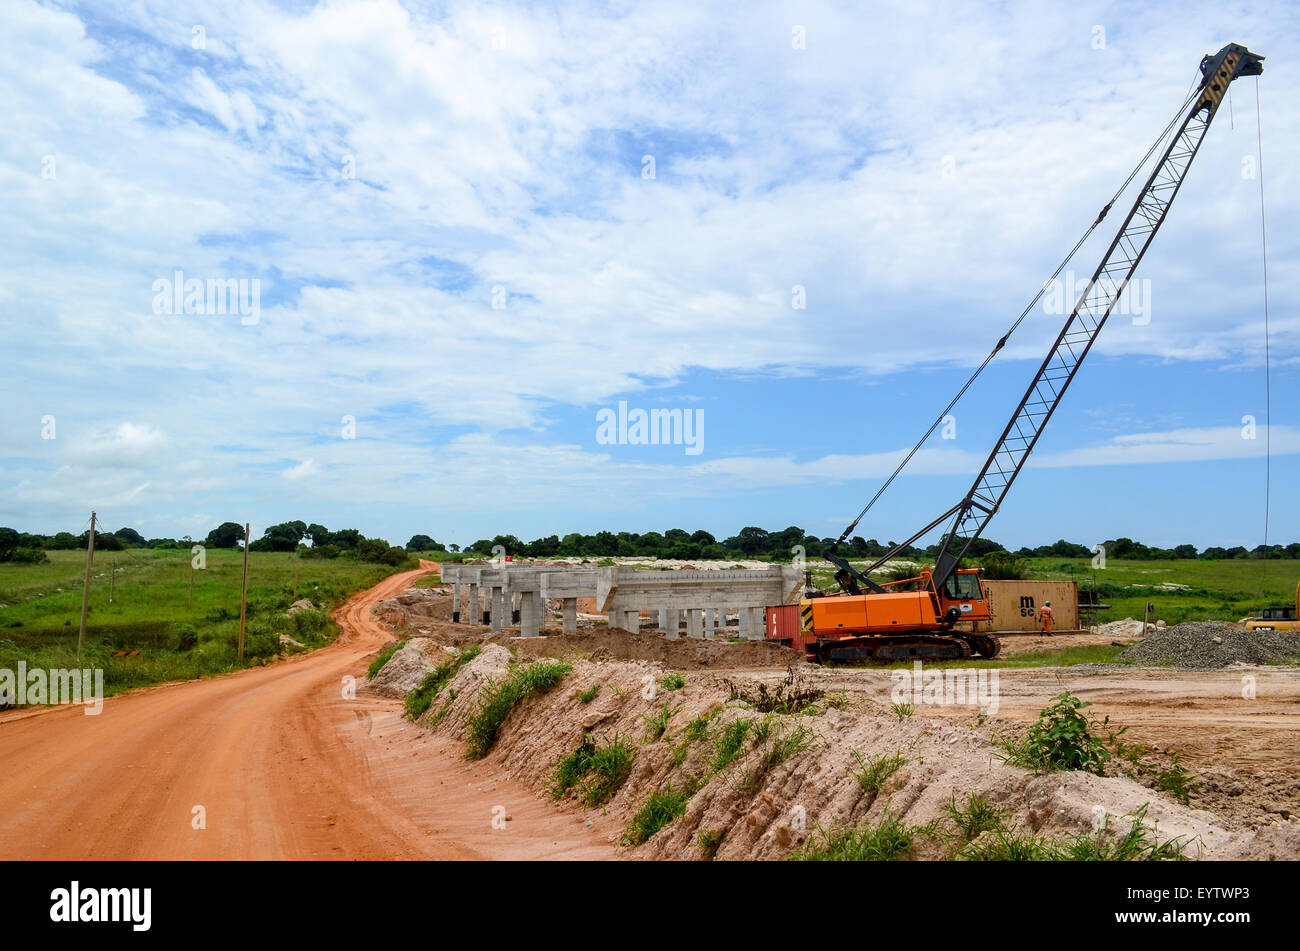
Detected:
left=383, top=576, right=1300, bottom=852
left=7, top=566, right=1293, bottom=860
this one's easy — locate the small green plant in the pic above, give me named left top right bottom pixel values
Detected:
left=466, top=660, right=572, bottom=759
left=710, top=719, right=755, bottom=772
left=698, top=828, right=725, bottom=859
left=1113, top=739, right=1155, bottom=776
left=944, top=793, right=1008, bottom=842
left=403, top=646, right=480, bottom=720
left=851, top=750, right=910, bottom=794
left=552, top=733, right=598, bottom=799
left=956, top=805, right=1195, bottom=861
left=1154, top=755, right=1197, bottom=806
left=671, top=741, right=690, bottom=767
left=890, top=700, right=914, bottom=720
left=404, top=670, right=443, bottom=720
left=659, top=672, right=685, bottom=691
left=367, top=639, right=406, bottom=678
left=1060, top=805, right=1195, bottom=861
left=552, top=731, right=636, bottom=807
left=761, top=722, right=819, bottom=771
left=642, top=700, right=680, bottom=742
left=576, top=684, right=602, bottom=704
left=956, top=825, right=1060, bottom=861
left=684, top=711, right=716, bottom=743
left=790, top=809, right=919, bottom=861
left=623, top=784, right=690, bottom=846
left=996, top=692, right=1112, bottom=775
left=581, top=733, right=636, bottom=807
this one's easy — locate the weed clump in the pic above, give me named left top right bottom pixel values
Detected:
left=851, top=750, right=910, bottom=794
left=790, top=809, right=921, bottom=861
left=710, top=719, right=755, bottom=772
left=403, top=646, right=481, bottom=720
left=466, top=660, right=571, bottom=758
left=725, top=666, right=823, bottom=714
left=552, top=732, right=636, bottom=807
left=623, top=785, right=690, bottom=845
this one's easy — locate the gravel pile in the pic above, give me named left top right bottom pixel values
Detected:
left=1120, top=621, right=1300, bottom=669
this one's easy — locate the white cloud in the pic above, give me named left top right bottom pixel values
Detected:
left=64, top=423, right=167, bottom=468
left=1033, top=425, right=1300, bottom=468
left=0, top=0, right=1294, bottom=539
left=281, top=459, right=318, bottom=481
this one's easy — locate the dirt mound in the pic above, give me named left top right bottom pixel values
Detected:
left=413, top=655, right=1296, bottom=860
left=368, top=637, right=442, bottom=697
left=509, top=627, right=800, bottom=670
left=1121, top=622, right=1300, bottom=669
left=378, top=587, right=455, bottom=622
left=1093, top=617, right=1154, bottom=639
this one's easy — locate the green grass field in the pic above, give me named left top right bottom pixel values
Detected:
left=807, top=557, right=1298, bottom=626
left=0, top=549, right=408, bottom=698
left=1024, top=557, right=1299, bottom=625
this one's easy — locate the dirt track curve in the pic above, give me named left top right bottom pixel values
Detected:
left=0, top=562, right=616, bottom=860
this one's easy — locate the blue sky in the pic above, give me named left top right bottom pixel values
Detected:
left=0, top=0, right=1295, bottom=551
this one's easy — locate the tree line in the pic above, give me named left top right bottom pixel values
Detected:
left=452, top=528, right=1298, bottom=562
left=2, top=522, right=1296, bottom=567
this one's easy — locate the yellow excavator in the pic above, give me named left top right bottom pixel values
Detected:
left=1244, top=580, right=1300, bottom=632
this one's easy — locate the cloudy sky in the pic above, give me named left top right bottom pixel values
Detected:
left=1, top=0, right=1295, bottom=550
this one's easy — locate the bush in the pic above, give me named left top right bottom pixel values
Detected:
left=997, top=692, right=1113, bottom=775
left=980, top=550, right=1029, bottom=580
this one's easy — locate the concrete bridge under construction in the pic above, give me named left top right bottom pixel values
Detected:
left=439, top=563, right=802, bottom=639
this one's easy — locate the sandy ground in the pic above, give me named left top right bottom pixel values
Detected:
left=0, top=562, right=616, bottom=860
left=737, top=658, right=1300, bottom=829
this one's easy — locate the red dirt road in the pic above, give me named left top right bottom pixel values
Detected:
left=0, top=562, right=617, bottom=860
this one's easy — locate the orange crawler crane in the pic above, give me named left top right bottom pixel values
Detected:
left=767, top=43, right=1265, bottom=664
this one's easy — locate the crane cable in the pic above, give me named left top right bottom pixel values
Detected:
left=834, top=82, right=1203, bottom=548
left=1255, top=76, right=1272, bottom=597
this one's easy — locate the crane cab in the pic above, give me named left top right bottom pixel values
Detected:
left=936, top=568, right=992, bottom=624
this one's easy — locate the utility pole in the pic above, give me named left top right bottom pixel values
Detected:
left=77, top=511, right=96, bottom=655
left=237, top=523, right=250, bottom=662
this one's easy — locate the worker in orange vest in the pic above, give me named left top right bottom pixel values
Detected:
left=1040, top=600, right=1055, bottom=636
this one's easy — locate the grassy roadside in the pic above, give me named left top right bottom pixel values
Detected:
left=0, top=549, right=413, bottom=699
